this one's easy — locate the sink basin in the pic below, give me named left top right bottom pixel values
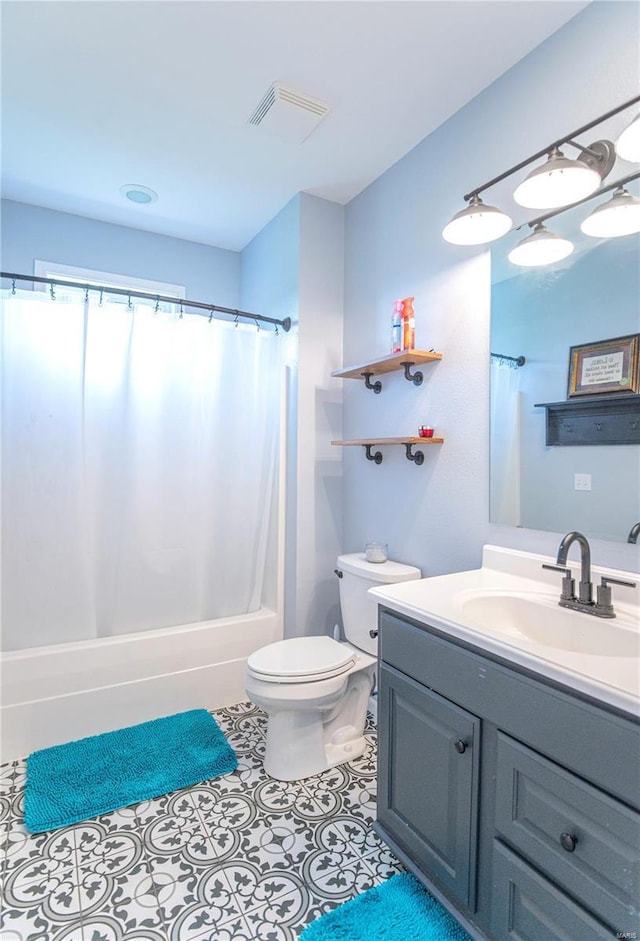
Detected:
left=369, top=546, right=640, bottom=714
left=458, top=591, right=640, bottom=657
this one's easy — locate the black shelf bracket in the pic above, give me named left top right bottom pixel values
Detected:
left=363, top=445, right=383, bottom=464
left=361, top=371, right=382, bottom=394
left=404, top=443, right=425, bottom=465
left=401, top=362, right=424, bottom=386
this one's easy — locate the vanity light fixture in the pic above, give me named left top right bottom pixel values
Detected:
left=508, top=223, right=574, bottom=268
left=512, top=146, right=605, bottom=210
left=443, top=94, right=640, bottom=263
left=441, top=195, right=512, bottom=245
left=616, top=113, right=640, bottom=163
left=580, top=186, right=640, bottom=238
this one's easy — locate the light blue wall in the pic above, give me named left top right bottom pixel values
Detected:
left=297, top=194, right=344, bottom=638
left=1, top=199, right=240, bottom=305
left=241, top=196, right=300, bottom=631
left=343, top=1, right=640, bottom=574
left=240, top=195, right=300, bottom=323
left=240, top=194, right=345, bottom=639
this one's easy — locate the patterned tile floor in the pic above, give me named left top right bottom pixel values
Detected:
left=0, top=702, right=402, bottom=941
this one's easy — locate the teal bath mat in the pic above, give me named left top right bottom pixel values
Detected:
left=25, top=709, right=237, bottom=833
left=299, top=873, right=471, bottom=941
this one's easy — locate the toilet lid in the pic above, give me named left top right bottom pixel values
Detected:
left=247, top=636, right=355, bottom=680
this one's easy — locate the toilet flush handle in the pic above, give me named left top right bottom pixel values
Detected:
left=369, top=629, right=378, bottom=639
left=334, top=569, right=343, bottom=578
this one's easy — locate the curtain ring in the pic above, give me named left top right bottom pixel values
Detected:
left=85, top=287, right=89, bottom=303
left=127, top=294, right=133, bottom=311
left=99, top=289, right=104, bottom=306
left=208, top=308, right=214, bottom=323
left=11, top=278, right=16, bottom=295
left=50, top=282, right=56, bottom=300
left=179, top=302, right=183, bottom=319
left=274, top=323, right=279, bottom=335
left=154, top=297, right=160, bottom=314
left=234, top=312, right=239, bottom=328
left=254, top=318, right=260, bottom=332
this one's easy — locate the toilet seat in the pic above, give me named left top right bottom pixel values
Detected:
left=247, top=636, right=356, bottom=684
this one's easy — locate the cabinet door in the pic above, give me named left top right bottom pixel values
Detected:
left=377, top=663, right=480, bottom=909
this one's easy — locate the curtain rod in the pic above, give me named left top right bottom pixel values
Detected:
left=464, top=94, right=640, bottom=202
left=1, top=272, right=292, bottom=333
left=491, top=352, right=526, bottom=367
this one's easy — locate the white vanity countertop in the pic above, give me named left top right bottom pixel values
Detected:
left=369, top=545, right=640, bottom=718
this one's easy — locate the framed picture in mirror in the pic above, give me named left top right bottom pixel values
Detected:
left=567, top=333, right=640, bottom=397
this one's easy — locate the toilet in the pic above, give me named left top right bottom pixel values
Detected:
left=246, top=552, right=421, bottom=781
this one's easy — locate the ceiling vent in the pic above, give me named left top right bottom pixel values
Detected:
left=248, top=82, right=330, bottom=144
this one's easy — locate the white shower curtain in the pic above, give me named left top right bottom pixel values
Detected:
left=1, top=290, right=281, bottom=650
left=490, top=359, right=522, bottom=527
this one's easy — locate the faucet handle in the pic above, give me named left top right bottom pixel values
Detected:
left=600, top=576, right=637, bottom=589
left=542, top=564, right=576, bottom=602
left=596, top=576, right=636, bottom=618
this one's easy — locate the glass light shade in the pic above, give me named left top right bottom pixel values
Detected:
left=508, top=223, right=574, bottom=267
left=616, top=114, right=640, bottom=163
left=513, top=148, right=601, bottom=210
left=580, top=187, right=640, bottom=238
left=442, top=195, right=512, bottom=245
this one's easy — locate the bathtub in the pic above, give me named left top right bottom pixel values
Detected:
left=0, top=607, right=281, bottom=762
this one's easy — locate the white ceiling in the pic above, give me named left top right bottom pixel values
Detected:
left=1, top=0, right=588, bottom=251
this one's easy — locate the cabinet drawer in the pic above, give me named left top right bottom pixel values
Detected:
left=495, top=732, right=640, bottom=932
left=491, top=841, right=613, bottom=940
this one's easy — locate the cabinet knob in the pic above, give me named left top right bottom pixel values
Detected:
left=560, top=832, right=578, bottom=853
left=454, top=739, right=467, bottom=754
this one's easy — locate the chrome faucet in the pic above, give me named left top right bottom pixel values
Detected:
left=557, top=531, right=592, bottom=604
left=543, top=531, right=636, bottom=619
left=628, top=522, right=640, bottom=544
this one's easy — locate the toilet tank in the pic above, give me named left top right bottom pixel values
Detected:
left=337, top=553, right=421, bottom=655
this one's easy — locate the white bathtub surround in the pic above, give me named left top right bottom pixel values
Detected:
left=0, top=608, right=280, bottom=762
left=370, top=545, right=640, bottom=716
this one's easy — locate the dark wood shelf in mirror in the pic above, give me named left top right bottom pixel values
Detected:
left=535, top=394, right=640, bottom=446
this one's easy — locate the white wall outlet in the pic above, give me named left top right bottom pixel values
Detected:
left=574, top=473, right=592, bottom=491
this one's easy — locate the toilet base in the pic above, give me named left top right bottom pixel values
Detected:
left=263, top=714, right=369, bottom=782
left=325, top=732, right=367, bottom=769
left=255, top=663, right=375, bottom=782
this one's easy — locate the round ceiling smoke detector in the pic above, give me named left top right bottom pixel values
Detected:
left=120, top=184, right=158, bottom=205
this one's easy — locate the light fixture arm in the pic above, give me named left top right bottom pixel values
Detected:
left=564, top=139, right=601, bottom=159
left=463, top=94, right=640, bottom=202
left=518, top=169, right=640, bottom=231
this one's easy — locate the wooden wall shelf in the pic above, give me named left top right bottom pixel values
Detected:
left=332, top=437, right=444, bottom=446
left=535, top=394, right=640, bottom=446
left=332, top=350, right=442, bottom=392
left=332, top=436, right=443, bottom=465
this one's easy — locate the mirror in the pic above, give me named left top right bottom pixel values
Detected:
left=490, top=192, right=640, bottom=543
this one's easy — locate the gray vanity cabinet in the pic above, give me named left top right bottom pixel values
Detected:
left=375, top=607, right=640, bottom=941
left=377, top=664, right=479, bottom=909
